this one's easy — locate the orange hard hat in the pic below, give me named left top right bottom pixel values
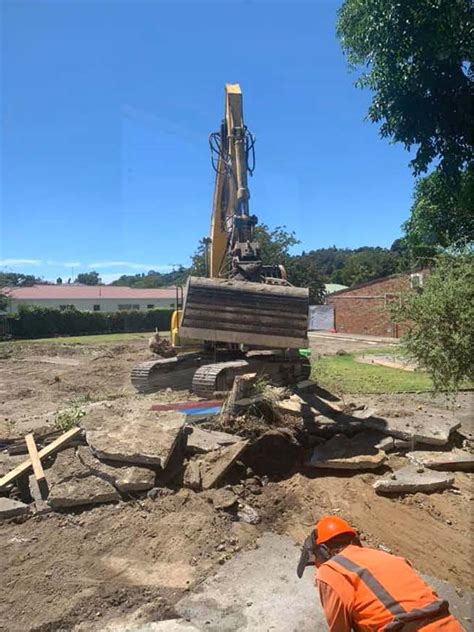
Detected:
left=315, top=516, right=357, bottom=545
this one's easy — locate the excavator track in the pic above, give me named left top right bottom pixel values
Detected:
left=192, top=353, right=311, bottom=398
left=131, top=353, right=203, bottom=394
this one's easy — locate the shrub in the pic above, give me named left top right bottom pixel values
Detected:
left=8, top=306, right=173, bottom=339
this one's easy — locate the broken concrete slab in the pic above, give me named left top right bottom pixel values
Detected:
left=48, top=447, right=91, bottom=483
left=200, top=441, right=248, bottom=490
left=183, top=459, right=202, bottom=491
left=406, top=449, right=474, bottom=472
left=308, top=432, right=386, bottom=470
left=364, top=412, right=460, bottom=446
left=176, top=533, right=326, bottom=631
left=276, top=394, right=319, bottom=418
left=46, top=447, right=120, bottom=508
left=186, top=426, right=242, bottom=455
left=108, top=621, right=200, bottom=631
left=48, top=475, right=120, bottom=508
left=83, top=408, right=187, bottom=468
left=77, top=446, right=156, bottom=492
left=373, top=465, right=454, bottom=495
left=0, top=497, right=30, bottom=519
left=207, top=488, right=238, bottom=510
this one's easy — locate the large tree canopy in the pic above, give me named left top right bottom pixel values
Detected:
left=404, top=167, right=474, bottom=255
left=337, top=0, right=473, bottom=177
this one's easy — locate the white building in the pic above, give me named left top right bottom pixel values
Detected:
left=3, top=284, right=179, bottom=314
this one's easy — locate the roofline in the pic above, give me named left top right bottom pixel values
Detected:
left=328, top=268, right=429, bottom=297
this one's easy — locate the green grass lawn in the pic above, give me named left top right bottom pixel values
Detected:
left=3, top=331, right=170, bottom=345
left=311, top=353, right=433, bottom=394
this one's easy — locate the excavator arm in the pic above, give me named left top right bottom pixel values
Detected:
left=179, top=84, right=309, bottom=349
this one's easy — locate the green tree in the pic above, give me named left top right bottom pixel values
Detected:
left=0, top=272, right=42, bottom=287
left=255, top=224, right=300, bottom=266
left=188, top=225, right=299, bottom=277
left=74, top=271, right=101, bottom=285
left=56, top=277, right=63, bottom=285
left=404, top=168, right=474, bottom=256
left=333, top=248, right=399, bottom=286
left=392, top=253, right=474, bottom=395
left=189, top=238, right=209, bottom=276
left=287, top=255, right=325, bottom=303
left=337, top=0, right=473, bottom=177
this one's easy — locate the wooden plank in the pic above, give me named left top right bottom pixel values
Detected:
left=0, top=426, right=82, bottom=491
left=179, top=325, right=308, bottom=349
left=25, top=434, right=45, bottom=483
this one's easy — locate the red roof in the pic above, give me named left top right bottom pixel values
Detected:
left=3, top=284, right=178, bottom=300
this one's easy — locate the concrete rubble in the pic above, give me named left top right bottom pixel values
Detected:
left=308, top=432, right=386, bottom=470
left=83, top=408, right=187, bottom=468
left=364, top=411, right=460, bottom=446
left=77, top=446, right=156, bottom=492
left=207, top=487, right=238, bottom=510
left=373, top=465, right=455, bottom=495
left=183, top=458, right=202, bottom=491
left=406, top=449, right=474, bottom=472
left=0, top=497, right=30, bottom=519
left=48, top=475, right=120, bottom=508
left=200, top=441, right=249, bottom=490
left=186, top=426, right=242, bottom=455
left=46, top=448, right=120, bottom=509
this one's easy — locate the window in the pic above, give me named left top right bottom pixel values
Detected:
left=147, top=304, right=154, bottom=309
left=132, top=304, right=140, bottom=310
left=93, top=304, right=100, bottom=311
left=169, top=303, right=175, bottom=308
left=59, top=304, right=74, bottom=311
left=118, top=304, right=132, bottom=311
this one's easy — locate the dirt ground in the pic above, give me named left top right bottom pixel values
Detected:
left=0, top=336, right=472, bottom=632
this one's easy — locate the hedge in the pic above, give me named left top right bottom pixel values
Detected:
left=8, top=306, right=173, bottom=339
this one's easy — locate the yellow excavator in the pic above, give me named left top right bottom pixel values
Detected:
left=131, top=84, right=309, bottom=396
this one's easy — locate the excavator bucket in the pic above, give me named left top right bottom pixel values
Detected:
left=179, top=276, right=309, bottom=349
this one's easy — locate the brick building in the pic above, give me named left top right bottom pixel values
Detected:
left=326, top=271, right=425, bottom=338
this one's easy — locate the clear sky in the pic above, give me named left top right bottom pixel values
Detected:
left=0, top=0, right=416, bottom=284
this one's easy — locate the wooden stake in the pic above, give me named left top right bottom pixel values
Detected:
left=25, top=433, right=49, bottom=499
left=0, top=426, right=81, bottom=491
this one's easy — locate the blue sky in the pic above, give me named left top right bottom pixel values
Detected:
left=1, top=0, right=415, bottom=284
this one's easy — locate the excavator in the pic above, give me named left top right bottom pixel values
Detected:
left=131, top=84, right=310, bottom=397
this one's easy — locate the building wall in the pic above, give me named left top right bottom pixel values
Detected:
left=327, top=275, right=414, bottom=338
left=8, top=297, right=176, bottom=314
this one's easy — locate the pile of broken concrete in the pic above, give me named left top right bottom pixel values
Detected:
left=277, top=385, right=473, bottom=494
left=1, top=382, right=473, bottom=521
left=0, top=400, right=255, bottom=520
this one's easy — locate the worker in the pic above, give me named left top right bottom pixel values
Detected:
left=297, top=515, right=465, bottom=631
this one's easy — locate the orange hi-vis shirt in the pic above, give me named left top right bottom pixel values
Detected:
left=316, top=545, right=465, bottom=632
